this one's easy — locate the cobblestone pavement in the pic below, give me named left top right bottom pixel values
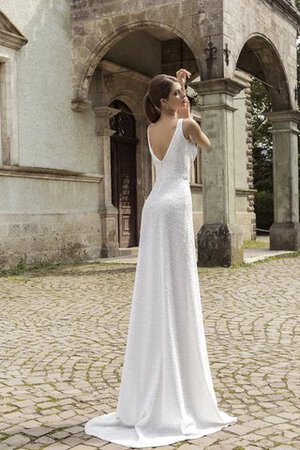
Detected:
left=0, top=257, right=299, bottom=450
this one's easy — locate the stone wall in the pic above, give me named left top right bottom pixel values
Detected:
left=0, top=165, right=104, bottom=270
left=0, top=0, right=298, bottom=269
left=223, top=0, right=298, bottom=109
left=233, top=88, right=256, bottom=239
left=70, top=0, right=224, bottom=102
left=0, top=0, right=100, bottom=172
left=0, top=0, right=105, bottom=270
left=0, top=212, right=102, bottom=271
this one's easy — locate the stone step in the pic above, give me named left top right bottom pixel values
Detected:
left=118, top=246, right=139, bottom=256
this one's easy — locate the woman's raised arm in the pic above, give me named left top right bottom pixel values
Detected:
left=184, top=118, right=211, bottom=150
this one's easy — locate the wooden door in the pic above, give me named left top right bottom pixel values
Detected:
left=110, top=100, right=138, bottom=248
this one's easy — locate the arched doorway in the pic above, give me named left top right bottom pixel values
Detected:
left=236, top=35, right=300, bottom=251
left=236, top=35, right=291, bottom=110
left=81, top=21, right=203, bottom=259
left=110, top=100, right=138, bottom=248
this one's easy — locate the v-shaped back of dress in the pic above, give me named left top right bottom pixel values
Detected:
left=147, top=118, right=180, bottom=163
left=147, top=118, right=197, bottom=182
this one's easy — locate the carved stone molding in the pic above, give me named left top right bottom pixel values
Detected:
left=71, top=98, right=92, bottom=111
left=93, top=106, right=120, bottom=135
left=192, top=77, right=251, bottom=96
left=0, top=10, right=28, bottom=50
left=270, top=0, right=300, bottom=23
left=265, top=109, right=300, bottom=123
left=0, top=165, right=103, bottom=183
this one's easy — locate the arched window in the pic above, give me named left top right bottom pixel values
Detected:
left=109, top=100, right=136, bottom=139
left=0, top=11, right=27, bottom=165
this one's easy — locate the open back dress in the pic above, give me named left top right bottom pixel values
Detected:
left=85, top=117, right=237, bottom=448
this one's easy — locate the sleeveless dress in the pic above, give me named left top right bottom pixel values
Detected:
left=85, top=118, right=237, bottom=447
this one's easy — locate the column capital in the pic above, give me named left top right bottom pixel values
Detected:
left=93, top=106, right=120, bottom=119
left=93, top=106, right=120, bottom=136
left=265, top=109, right=300, bottom=123
left=71, top=98, right=92, bottom=111
left=192, top=77, right=250, bottom=96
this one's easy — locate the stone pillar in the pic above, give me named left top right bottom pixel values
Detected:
left=193, top=78, right=249, bottom=266
left=93, top=106, right=120, bottom=257
left=265, top=110, right=300, bottom=250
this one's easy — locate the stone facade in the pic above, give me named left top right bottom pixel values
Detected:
left=69, top=0, right=300, bottom=265
left=0, top=1, right=104, bottom=270
left=0, top=0, right=299, bottom=269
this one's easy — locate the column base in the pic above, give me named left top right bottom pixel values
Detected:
left=99, top=206, right=119, bottom=258
left=270, top=222, right=300, bottom=251
left=100, top=242, right=119, bottom=258
left=197, top=223, right=244, bottom=267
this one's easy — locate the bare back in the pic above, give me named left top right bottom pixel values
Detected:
left=148, top=119, right=191, bottom=161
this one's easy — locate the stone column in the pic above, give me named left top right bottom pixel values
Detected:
left=265, top=110, right=300, bottom=250
left=93, top=106, right=120, bottom=257
left=192, top=78, right=249, bottom=266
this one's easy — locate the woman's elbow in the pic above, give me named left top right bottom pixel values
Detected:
left=201, top=137, right=211, bottom=150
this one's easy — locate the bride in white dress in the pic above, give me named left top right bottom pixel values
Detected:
left=85, top=69, right=237, bottom=448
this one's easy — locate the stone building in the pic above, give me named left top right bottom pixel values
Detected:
left=0, top=0, right=299, bottom=270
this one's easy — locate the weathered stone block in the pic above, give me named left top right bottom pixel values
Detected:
left=197, top=223, right=243, bottom=267
left=270, top=222, right=300, bottom=251
left=0, top=213, right=104, bottom=272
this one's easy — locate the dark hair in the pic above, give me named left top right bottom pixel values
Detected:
left=143, top=74, right=178, bottom=123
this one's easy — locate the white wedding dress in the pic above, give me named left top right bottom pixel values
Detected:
left=85, top=118, right=237, bottom=447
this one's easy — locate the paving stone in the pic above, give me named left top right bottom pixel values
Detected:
left=264, top=415, right=289, bottom=424
left=2, top=433, right=31, bottom=446
left=71, top=445, right=99, bottom=450
left=270, top=447, right=298, bottom=450
left=35, top=436, right=55, bottom=445
left=151, top=447, right=174, bottom=450
left=23, top=420, right=43, bottom=429
left=50, top=431, right=70, bottom=439
left=243, top=418, right=269, bottom=429
left=25, top=426, right=52, bottom=437
left=42, top=444, right=70, bottom=450
left=85, top=436, right=110, bottom=446
left=225, top=424, right=254, bottom=435
left=191, top=435, right=219, bottom=445
left=23, top=444, right=46, bottom=450
left=62, top=436, right=84, bottom=446
left=178, top=445, right=201, bottom=450
left=99, top=444, right=128, bottom=450
left=0, top=257, right=299, bottom=449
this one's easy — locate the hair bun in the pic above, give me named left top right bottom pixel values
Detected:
left=143, top=74, right=178, bottom=123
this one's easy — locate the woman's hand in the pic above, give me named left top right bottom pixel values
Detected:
left=176, top=69, right=192, bottom=119
left=178, top=97, right=191, bottom=119
left=176, top=69, right=191, bottom=91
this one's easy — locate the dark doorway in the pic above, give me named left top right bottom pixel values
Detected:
left=110, top=100, right=138, bottom=248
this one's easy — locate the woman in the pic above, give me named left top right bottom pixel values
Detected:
left=85, top=69, right=237, bottom=448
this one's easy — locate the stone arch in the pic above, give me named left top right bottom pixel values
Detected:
left=236, top=33, right=292, bottom=110
left=75, top=20, right=202, bottom=102
left=235, top=32, right=300, bottom=252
